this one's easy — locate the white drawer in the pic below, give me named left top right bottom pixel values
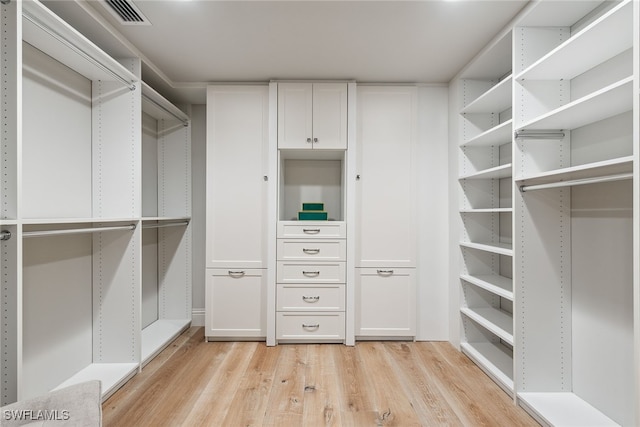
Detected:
left=277, top=239, right=346, bottom=261
left=277, top=312, right=345, bottom=340
left=277, top=221, right=346, bottom=239
left=277, top=262, right=346, bottom=283
left=277, top=284, right=345, bottom=311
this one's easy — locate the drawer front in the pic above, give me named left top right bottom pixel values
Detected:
left=277, top=262, right=346, bottom=284
left=277, top=312, right=345, bottom=340
left=277, top=221, right=346, bottom=239
left=277, top=239, right=346, bottom=261
left=277, top=284, right=345, bottom=311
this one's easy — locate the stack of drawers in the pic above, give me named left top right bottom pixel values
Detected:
left=276, top=221, right=346, bottom=341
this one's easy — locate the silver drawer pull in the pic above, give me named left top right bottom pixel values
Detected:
left=302, top=296, right=320, bottom=302
left=377, top=269, right=394, bottom=276
left=302, top=323, right=320, bottom=329
left=228, top=270, right=246, bottom=277
left=302, top=271, right=320, bottom=277
left=303, top=248, right=320, bottom=254
left=302, top=228, right=321, bottom=234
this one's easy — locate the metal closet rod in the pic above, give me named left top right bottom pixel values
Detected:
left=514, top=130, right=565, bottom=140
left=520, top=173, right=633, bottom=192
left=22, top=224, right=136, bottom=238
left=22, top=10, right=137, bottom=91
left=142, top=221, right=189, bottom=229
left=142, top=93, right=189, bottom=127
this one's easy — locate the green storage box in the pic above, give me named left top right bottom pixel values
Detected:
left=298, top=211, right=328, bottom=221
left=302, top=202, right=324, bottom=211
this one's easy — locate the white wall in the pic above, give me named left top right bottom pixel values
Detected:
left=416, top=85, right=450, bottom=341
left=191, top=104, right=207, bottom=326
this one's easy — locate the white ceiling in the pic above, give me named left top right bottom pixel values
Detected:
left=44, top=0, right=529, bottom=104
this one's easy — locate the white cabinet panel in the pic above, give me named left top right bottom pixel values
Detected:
left=277, top=262, right=346, bottom=284
left=277, top=82, right=347, bottom=150
left=277, top=312, right=345, bottom=340
left=205, top=269, right=266, bottom=338
left=277, top=284, right=345, bottom=311
left=356, top=268, right=416, bottom=337
left=277, top=239, right=346, bottom=261
left=277, top=221, right=346, bottom=239
left=355, top=86, right=417, bottom=267
left=206, top=86, right=269, bottom=268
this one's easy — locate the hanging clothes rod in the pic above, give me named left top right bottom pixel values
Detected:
left=142, top=221, right=189, bottom=229
left=142, top=93, right=189, bottom=126
left=22, top=224, right=136, bottom=238
left=520, top=173, right=633, bottom=192
left=514, top=130, right=565, bottom=140
left=22, top=10, right=137, bottom=91
left=0, top=230, right=11, bottom=241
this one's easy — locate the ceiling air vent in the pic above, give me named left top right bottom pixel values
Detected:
left=102, top=0, right=150, bottom=25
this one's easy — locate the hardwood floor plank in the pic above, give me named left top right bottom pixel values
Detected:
left=220, top=342, right=282, bottom=426
left=383, top=341, right=464, bottom=426
left=102, top=328, right=539, bottom=427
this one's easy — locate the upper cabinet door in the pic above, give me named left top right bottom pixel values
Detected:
left=312, top=83, right=348, bottom=150
left=278, top=83, right=313, bottom=149
left=277, top=82, right=348, bottom=150
left=355, top=86, right=417, bottom=268
left=206, top=86, right=269, bottom=268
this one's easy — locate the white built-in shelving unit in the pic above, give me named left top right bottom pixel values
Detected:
left=0, top=0, right=191, bottom=405
left=453, top=0, right=639, bottom=425
left=455, top=27, right=515, bottom=394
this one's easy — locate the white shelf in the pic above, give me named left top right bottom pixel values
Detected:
left=461, top=75, right=512, bottom=114
left=516, top=1, right=632, bottom=81
left=518, top=393, right=619, bottom=427
left=141, top=216, right=191, bottom=223
left=461, top=273, right=513, bottom=301
left=142, top=82, right=189, bottom=123
left=516, top=156, right=633, bottom=188
left=459, top=163, right=512, bottom=180
left=460, top=241, right=513, bottom=257
left=517, top=76, right=633, bottom=131
left=21, top=218, right=139, bottom=226
left=461, top=120, right=512, bottom=147
left=53, top=363, right=139, bottom=401
left=461, top=342, right=513, bottom=393
left=459, top=208, right=513, bottom=214
left=461, top=306, right=514, bottom=345
left=141, top=319, right=191, bottom=366
left=22, top=0, right=137, bottom=87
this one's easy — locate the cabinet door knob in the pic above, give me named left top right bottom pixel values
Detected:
left=306, top=137, right=312, bottom=143
left=303, top=248, right=320, bottom=254
left=228, top=270, right=246, bottom=277
left=313, top=137, right=318, bottom=143
left=377, top=269, right=394, bottom=276
left=303, top=228, right=321, bottom=234
left=302, top=271, right=320, bottom=277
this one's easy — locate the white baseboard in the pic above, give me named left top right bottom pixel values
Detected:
left=191, top=308, right=205, bottom=327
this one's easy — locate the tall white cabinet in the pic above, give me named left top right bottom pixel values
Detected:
left=355, top=86, right=417, bottom=338
left=451, top=0, right=639, bottom=425
left=205, top=85, right=270, bottom=340
left=0, top=0, right=192, bottom=404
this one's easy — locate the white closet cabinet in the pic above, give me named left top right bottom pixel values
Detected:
left=513, top=1, right=636, bottom=425
left=451, top=0, right=639, bottom=425
left=140, top=83, right=192, bottom=365
left=355, top=86, right=417, bottom=338
left=2, top=0, right=142, bottom=403
left=455, top=29, right=515, bottom=394
left=277, top=82, right=347, bottom=150
left=0, top=0, right=193, bottom=405
left=205, top=85, right=270, bottom=340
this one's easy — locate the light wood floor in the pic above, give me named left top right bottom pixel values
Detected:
left=102, top=327, right=538, bottom=426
